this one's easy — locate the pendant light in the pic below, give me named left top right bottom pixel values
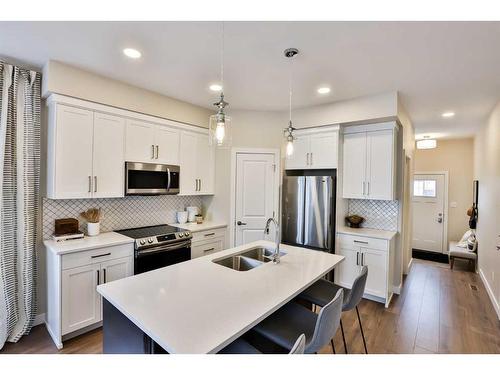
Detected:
left=209, top=22, right=232, bottom=148
left=283, top=48, right=299, bottom=157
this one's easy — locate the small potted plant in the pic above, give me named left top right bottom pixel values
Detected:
left=81, top=208, right=102, bottom=236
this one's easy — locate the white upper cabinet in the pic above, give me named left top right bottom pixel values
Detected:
left=180, top=131, right=215, bottom=195
left=342, top=122, right=397, bottom=200
left=125, top=119, right=156, bottom=162
left=125, top=120, right=180, bottom=164
left=285, top=126, right=339, bottom=170
left=92, top=113, right=125, bottom=198
left=47, top=104, right=125, bottom=199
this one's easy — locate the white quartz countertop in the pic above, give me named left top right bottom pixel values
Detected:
left=44, top=232, right=134, bottom=255
left=337, top=226, right=397, bottom=240
left=169, top=221, right=227, bottom=233
left=97, top=240, right=344, bottom=354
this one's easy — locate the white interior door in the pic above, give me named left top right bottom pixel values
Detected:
left=235, top=152, right=277, bottom=246
left=412, top=173, right=446, bottom=253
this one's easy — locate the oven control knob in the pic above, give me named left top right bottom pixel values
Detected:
left=139, top=240, right=146, bottom=245
left=179, top=233, right=184, bottom=238
left=184, top=232, right=190, bottom=237
left=148, top=238, right=154, bottom=244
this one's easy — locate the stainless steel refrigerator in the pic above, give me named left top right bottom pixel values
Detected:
left=281, top=174, right=335, bottom=252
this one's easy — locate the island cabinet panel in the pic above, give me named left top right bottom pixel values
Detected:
left=342, top=122, right=397, bottom=200
left=285, top=126, right=339, bottom=170
left=190, top=227, right=227, bottom=259
left=335, top=232, right=395, bottom=308
left=45, top=241, right=134, bottom=349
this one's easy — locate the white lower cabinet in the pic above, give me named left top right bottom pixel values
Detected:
left=335, top=233, right=395, bottom=307
left=46, top=242, right=133, bottom=349
left=190, top=227, right=227, bottom=259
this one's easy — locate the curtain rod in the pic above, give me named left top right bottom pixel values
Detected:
left=0, top=57, right=42, bottom=74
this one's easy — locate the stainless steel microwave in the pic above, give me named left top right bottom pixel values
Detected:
left=125, top=162, right=180, bottom=195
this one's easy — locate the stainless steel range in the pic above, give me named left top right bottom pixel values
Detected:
left=115, top=224, right=192, bottom=275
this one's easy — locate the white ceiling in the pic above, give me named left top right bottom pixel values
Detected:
left=1, top=21, right=499, bottom=138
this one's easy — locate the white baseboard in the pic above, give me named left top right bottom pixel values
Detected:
left=479, top=268, right=500, bottom=320
left=33, top=313, right=46, bottom=327
left=393, top=283, right=402, bottom=294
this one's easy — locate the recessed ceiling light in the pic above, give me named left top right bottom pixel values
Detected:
left=123, top=48, right=142, bottom=59
left=209, top=84, right=223, bottom=92
left=317, top=87, right=331, bottom=94
left=441, top=111, right=455, bottom=118
left=416, top=138, right=437, bottom=149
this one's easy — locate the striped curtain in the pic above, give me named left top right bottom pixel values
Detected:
left=0, top=62, right=41, bottom=349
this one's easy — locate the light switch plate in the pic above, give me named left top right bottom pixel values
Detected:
left=450, top=201, right=458, bottom=208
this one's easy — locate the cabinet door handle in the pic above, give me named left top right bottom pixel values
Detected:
left=195, top=179, right=199, bottom=191
left=361, top=253, right=365, bottom=266
left=156, top=145, right=159, bottom=159
left=151, top=145, right=155, bottom=159
left=94, top=176, right=97, bottom=192
left=91, top=252, right=111, bottom=259
left=88, top=176, right=92, bottom=193
left=96, top=270, right=100, bottom=285
left=310, top=152, right=313, bottom=165
left=354, top=240, right=368, bottom=244
left=203, top=248, right=215, bottom=253
left=199, top=179, right=202, bottom=191
left=362, top=182, right=365, bottom=195
left=356, top=252, right=359, bottom=265
left=367, top=181, right=370, bottom=195
left=306, top=153, right=310, bottom=165
left=103, top=268, right=107, bottom=283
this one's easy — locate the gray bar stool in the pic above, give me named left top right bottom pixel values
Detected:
left=299, top=266, right=368, bottom=354
left=251, top=289, right=343, bottom=354
left=218, top=334, right=306, bottom=354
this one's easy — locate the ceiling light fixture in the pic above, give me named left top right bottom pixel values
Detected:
left=416, top=136, right=437, bottom=149
left=441, top=111, right=455, bottom=118
left=123, top=48, right=142, bottom=59
left=283, top=48, right=299, bottom=158
left=209, top=84, right=223, bottom=92
left=209, top=22, right=232, bottom=148
left=317, top=87, right=331, bottom=94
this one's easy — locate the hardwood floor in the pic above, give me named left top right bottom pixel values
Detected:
left=2, top=259, right=499, bottom=354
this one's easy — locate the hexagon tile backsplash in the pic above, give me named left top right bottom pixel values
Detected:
left=42, top=195, right=203, bottom=239
left=347, top=199, right=399, bottom=231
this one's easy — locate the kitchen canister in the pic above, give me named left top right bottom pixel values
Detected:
left=87, top=222, right=101, bottom=237
left=177, top=211, right=188, bottom=224
left=186, top=206, right=199, bottom=222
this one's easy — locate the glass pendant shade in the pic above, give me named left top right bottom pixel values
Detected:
left=209, top=108, right=232, bottom=148
left=286, top=139, right=294, bottom=157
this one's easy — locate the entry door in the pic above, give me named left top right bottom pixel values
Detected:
left=235, top=153, right=277, bottom=246
left=412, top=173, right=446, bottom=253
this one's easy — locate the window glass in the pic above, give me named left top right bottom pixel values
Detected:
left=413, top=179, right=436, bottom=197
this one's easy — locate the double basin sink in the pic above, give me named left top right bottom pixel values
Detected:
left=213, top=246, right=287, bottom=271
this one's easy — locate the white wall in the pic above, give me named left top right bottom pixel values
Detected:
left=474, top=100, right=500, bottom=319
left=42, top=60, right=212, bottom=127
left=203, top=109, right=285, bottom=243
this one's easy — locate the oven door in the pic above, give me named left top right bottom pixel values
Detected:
left=125, top=162, right=180, bottom=195
left=134, top=240, right=191, bottom=275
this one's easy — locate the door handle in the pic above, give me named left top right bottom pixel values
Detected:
left=306, top=153, right=309, bottom=165
left=367, top=182, right=370, bottom=195
left=94, top=176, right=97, bottom=192
left=237, top=221, right=247, bottom=226
left=203, top=248, right=215, bottom=253
left=195, top=179, right=198, bottom=191
left=96, top=270, right=100, bottom=286
left=356, top=252, right=359, bottom=265
left=310, top=152, right=313, bottom=165
left=103, top=268, right=107, bottom=283
left=88, top=176, right=92, bottom=193
left=354, top=240, right=368, bottom=245
left=361, top=253, right=365, bottom=266
left=156, top=145, right=159, bottom=159
left=199, top=179, right=202, bottom=191
left=437, top=218, right=443, bottom=223
left=151, top=145, right=155, bottom=159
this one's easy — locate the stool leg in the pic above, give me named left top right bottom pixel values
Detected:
left=450, top=257, right=454, bottom=269
left=340, top=318, right=348, bottom=354
left=330, top=339, right=336, bottom=354
left=356, top=306, right=368, bottom=354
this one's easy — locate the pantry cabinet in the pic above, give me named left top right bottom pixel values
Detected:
left=335, top=232, right=395, bottom=307
left=180, top=131, right=215, bottom=195
left=342, top=122, right=397, bottom=200
left=45, top=235, right=134, bottom=349
left=285, top=126, right=339, bottom=170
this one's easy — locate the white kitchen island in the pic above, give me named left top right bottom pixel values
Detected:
left=97, top=240, right=344, bottom=354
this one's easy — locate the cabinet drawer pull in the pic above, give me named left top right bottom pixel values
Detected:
left=203, top=248, right=215, bottom=253
left=354, top=240, right=368, bottom=244
left=204, top=233, right=216, bottom=237
left=91, top=252, right=111, bottom=259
